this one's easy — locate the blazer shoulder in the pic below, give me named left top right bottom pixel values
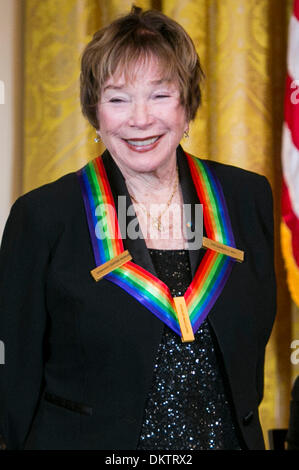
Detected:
left=203, top=158, right=270, bottom=185
left=199, top=158, right=273, bottom=203
left=6, top=172, right=84, bottom=246
left=14, top=172, right=81, bottom=212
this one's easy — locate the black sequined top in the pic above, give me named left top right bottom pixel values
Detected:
left=136, top=249, right=242, bottom=450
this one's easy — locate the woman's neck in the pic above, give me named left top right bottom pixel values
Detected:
left=111, top=155, right=188, bottom=249
left=121, top=160, right=178, bottom=205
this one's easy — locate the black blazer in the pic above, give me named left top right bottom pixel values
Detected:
left=286, top=376, right=299, bottom=450
left=0, top=146, right=276, bottom=450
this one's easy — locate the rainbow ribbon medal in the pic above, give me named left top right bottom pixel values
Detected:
left=77, top=151, right=237, bottom=338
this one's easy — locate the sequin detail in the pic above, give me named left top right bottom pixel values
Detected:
left=137, top=249, right=242, bottom=450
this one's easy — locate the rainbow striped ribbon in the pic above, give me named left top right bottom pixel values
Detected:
left=77, top=151, right=236, bottom=336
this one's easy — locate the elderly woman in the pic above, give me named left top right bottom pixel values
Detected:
left=0, top=7, right=276, bottom=450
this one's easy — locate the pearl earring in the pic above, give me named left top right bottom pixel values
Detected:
left=94, top=131, right=101, bottom=143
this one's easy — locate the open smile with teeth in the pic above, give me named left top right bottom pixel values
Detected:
left=125, top=136, right=161, bottom=147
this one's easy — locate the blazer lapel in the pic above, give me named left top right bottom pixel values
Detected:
left=176, top=145, right=206, bottom=278
left=101, top=151, right=164, bottom=354
left=101, top=150, right=157, bottom=277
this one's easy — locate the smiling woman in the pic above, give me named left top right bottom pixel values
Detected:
left=0, top=6, right=276, bottom=450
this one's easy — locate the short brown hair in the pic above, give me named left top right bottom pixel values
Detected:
left=80, top=6, right=204, bottom=129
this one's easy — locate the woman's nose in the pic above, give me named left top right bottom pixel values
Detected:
left=129, top=100, right=154, bottom=128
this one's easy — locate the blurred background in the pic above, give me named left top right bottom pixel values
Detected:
left=0, top=0, right=298, bottom=449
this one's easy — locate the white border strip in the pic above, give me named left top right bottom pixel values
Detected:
left=282, top=123, right=299, bottom=218
left=288, top=14, right=299, bottom=81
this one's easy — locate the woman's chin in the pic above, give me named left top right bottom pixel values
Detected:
left=119, top=147, right=177, bottom=174
left=123, top=156, right=170, bottom=174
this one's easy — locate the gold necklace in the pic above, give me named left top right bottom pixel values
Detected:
left=128, top=166, right=179, bottom=232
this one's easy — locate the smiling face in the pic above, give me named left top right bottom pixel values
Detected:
left=96, top=57, right=189, bottom=175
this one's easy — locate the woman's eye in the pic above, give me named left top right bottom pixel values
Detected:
left=154, top=94, right=170, bottom=99
left=108, top=97, right=129, bottom=103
